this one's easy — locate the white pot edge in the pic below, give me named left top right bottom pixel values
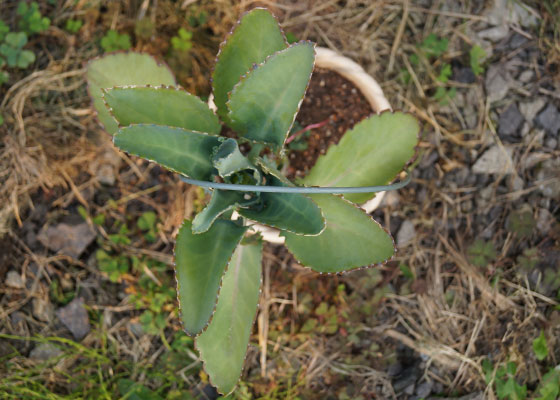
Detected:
left=209, top=47, right=392, bottom=245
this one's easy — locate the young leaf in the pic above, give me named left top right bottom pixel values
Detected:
left=103, top=86, right=221, bottom=135
left=87, top=53, right=176, bottom=134
left=227, top=42, right=315, bottom=149
left=114, top=124, right=222, bottom=180
left=282, top=194, right=394, bottom=273
left=212, top=138, right=261, bottom=182
left=303, top=112, right=419, bottom=204
left=533, top=330, right=548, bottom=361
left=175, top=219, right=247, bottom=335
left=536, top=368, right=560, bottom=400
left=192, top=190, right=258, bottom=234
left=238, top=176, right=325, bottom=235
left=196, top=240, right=263, bottom=395
left=212, top=8, right=286, bottom=123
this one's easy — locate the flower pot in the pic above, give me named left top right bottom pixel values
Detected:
left=209, top=47, right=392, bottom=244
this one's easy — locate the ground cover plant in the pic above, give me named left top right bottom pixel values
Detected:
left=86, top=8, right=419, bottom=394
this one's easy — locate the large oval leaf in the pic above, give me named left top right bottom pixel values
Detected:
left=282, top=194, right=395, bottom=273
left=303, top=112, right=419, bottom=204
left=175, top=219, right=247, bottom=335
left=238, top=176, right=325, bottom=235
left=87, top=53, right=176, bottom=134
left=227, top=42, right=315, bottom=149
left=103, top=86, right=221, bottom=134
left=114, top=124, right=222, bottom=180
left=196, top=240, right=263, bottom=395
left=212, top=8, right=286, bottom=124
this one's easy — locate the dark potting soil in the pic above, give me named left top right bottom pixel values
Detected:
left=286, top=67, right=374, bottom=179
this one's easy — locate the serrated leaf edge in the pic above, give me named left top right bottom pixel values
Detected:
left=85, top=51, right=176, bottom=134
left=101, top=84, right=221, bottom=136
left=225, top=40, right=316, bottom=151
left=193, top=239, right=264, bottom=396
left=281, top=194, right=397, bottom=274
left=112, top=123, right=224, bottom=179
left=173, top=219, right=249, bottom=337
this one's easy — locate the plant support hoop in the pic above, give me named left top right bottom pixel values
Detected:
left=179, top=171, right=411, bottom=194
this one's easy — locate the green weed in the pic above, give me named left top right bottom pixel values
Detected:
left=64, top=19, right=82, bottom=34
left=171, top=28, right=193, bottom=52
left=17, top=1, right=50, bottom=35
left=100, top=30, right=131, bottom=53
left=467, top=239, right=497, bottom=267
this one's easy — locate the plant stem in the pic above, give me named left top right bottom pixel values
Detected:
left=285, top=117, right=330, bottom=144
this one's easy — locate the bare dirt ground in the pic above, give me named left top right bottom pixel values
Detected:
left=0, top=1, right=559, bottom=399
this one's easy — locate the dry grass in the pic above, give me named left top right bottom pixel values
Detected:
left=1, top=0, right=558, bottom=398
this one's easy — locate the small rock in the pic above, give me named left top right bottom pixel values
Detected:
left=96, top=164, right=116, bottom=186
left=56, top=298, right=91, bottom=340
left=404, top=383, right=416, bottom=395
left=453, top=67, right=476, bottom=84
left=128, top=322, right=145, bottom=338
left=537, top=159, right=560, bottom=199
left=537, top=209, right=553, bottom=235
left=518, top=70, right=534, bottom=83
left=397, top=220, right=416, bottom=245
left=416, top=381, right=433, bottom=398
left=485, top=0, right=538, bottom=28
left=535, top=103, right=560, bottom=134
left=29, top=343, right=63, bottom=361
left=498, top=104, right=524, bottom=137
left=508, top=33, right=529, bottom=49
left=545, top=138, right=558, bottom=150
left=33, top=297, right=53, bottom=322
left=485, top=65, right=511, bottom=103
left=472, top=145, right=514, bottom=175
left=519, top=98, right=546, bottom=122
left=509, top=175, right=524, bottom=192
left=11, top=311, right=26, bottom=325
left=6, top=270, right=25, bottom=289
left=477, top=25, right=509, bottom=42
left=38, top=222, right=96, bottom=258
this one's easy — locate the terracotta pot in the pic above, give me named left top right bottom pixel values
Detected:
left=209, top=47, right=392, bottom=244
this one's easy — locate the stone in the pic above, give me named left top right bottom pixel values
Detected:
left=537, top=159, right=560, bottom=199
left=416, top=381, right=433, bottom=398
left=56, top=298, right=91, bottom=340
left=498, top=104, right=524, bottom=137
left=537, top=209, right=553, bottom=235
left=472, top=145, right=514, bottom=175
left=33, top=297, right=53, bottom=322
left=535, top=104, right=560, bottom=134
left=6, top=270, right=24, bottom=289
left=518, top=70, right=534, bottom=83
left=485, top=65, right=511, bottom=103
left=29, top=343, right=63, bottom=361
left=11, top=311, right=26, bottom=325
left=453, top=67, right=476, bottom=84
left=96, top=164, right=116, bottom=186
left=519, top=98, right=546, bottom=122
left=477, top=25, right=509, bottom=42
left=485, top=0, right=538, bottom=28
left=397, top=220, right=416, bottom=245
left=545, top=138, right=558, bottom=150
left=38, top=222, right=96, bottom=258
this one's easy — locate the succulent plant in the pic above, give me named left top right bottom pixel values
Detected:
left=87, top=8, right=419, bottom=394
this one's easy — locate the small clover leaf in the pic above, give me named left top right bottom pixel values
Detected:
left=171, top=28, right=193, bottom=52
left=100, top=30, right=131, bottom=53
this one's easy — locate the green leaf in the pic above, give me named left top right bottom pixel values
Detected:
left=175, top=219, right=247, bottom=335
left=4, top=32, right=27, bottom=49
left=238, top=176, right=325, bottom=235
left=16, top=49, right=35, bottom=68
left=470, top=45, right=486, bottom=76
left=533, top=330, right=548, bottom=361
left=283, top=194, right=394, bottom=273
left=87, top=52, right=176, bottom=134
left=196, top=240, right=263, bottom=395
left=0, top=21, right=9, bottom=41
left=103, top=86, right=220, bottom=134
left=303, top=112, right=419, bottom=204
left=113, top=124, right=222, bottom=180
left=137, top=211, right=157, bottom=231
left=192, top=190, right=258, bottom=234
left=117, top=379, right=164, bottom=400
left=212, top=138, right=261, bottom=182
left=536, top=368, right=560, bottom=400
left=100, top=30, right=131, bottom=52
left=227, top=42, right=315, bottom=149
left=212, top=9, right=286, bottom=124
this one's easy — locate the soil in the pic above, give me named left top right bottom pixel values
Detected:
left=286, top=67, right=374, bottom=179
